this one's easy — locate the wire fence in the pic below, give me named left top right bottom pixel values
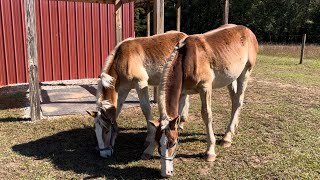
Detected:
left=258, top=34, right=320, bottom=45
left=259, top=43, right=320, bottom=60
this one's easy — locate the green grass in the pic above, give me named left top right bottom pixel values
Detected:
left=0, top=45, right=320, bottom=179
left=254, top=54, right=320, bottom=86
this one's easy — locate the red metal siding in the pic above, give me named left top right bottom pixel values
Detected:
left=58, top=1, right=70, bottom=80
left=0, top=2, right=7, bottom=85
left=1, top=0, right=17, bottom=84
left=67, top=2, right=78, bottom=80
left=0, top=0, right=134, bottom=86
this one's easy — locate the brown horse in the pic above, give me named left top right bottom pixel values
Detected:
left=150, top=24, right=259, bottom=177
left=87, top=31, right=188, bottom=159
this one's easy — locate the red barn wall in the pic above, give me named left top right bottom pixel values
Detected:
left=0, top=0, right=134, bottom=86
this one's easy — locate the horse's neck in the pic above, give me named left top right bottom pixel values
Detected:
left=163, top=52, right=184, bottom=119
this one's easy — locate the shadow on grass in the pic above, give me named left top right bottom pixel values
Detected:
left=0, top=91, right=29, bottom=110
left=0, top=117, right=30, bottom=123
left=12, top=127, right=161, bottom=179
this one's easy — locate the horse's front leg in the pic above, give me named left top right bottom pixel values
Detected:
left=178, top=94, right=190, bottom=130
left=199, top=87, right=216, bottom=162
left=223, top=68, right=251, bottom=147
left=135, top=82, right=154, bottom=143
left=135, top=81, right=157, bottom=159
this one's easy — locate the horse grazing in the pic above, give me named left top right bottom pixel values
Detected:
left=87, top=31, right=188, bottom=159
left=150, top=24, right=259, bottom=177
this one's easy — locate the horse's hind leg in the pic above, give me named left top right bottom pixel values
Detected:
left=222, top=67, right=252, bottom=147
left=178, top=94, right=189, bottom=130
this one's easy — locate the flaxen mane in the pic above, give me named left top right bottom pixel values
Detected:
left=159, top=40, right=186, bottom=122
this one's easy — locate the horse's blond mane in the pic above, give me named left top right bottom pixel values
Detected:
left=158, top=38, right=187, bottom=123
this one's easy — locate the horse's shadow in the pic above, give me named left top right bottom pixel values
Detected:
left=12, top=127, right=161, bottom=179
left=11, top=126, right=220, bottom=178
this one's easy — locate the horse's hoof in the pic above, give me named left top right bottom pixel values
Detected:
left=222, top=140, right=232, bottom=148
left=100, top=149, right=113, bottom=158
left=178, top=122, right=185, bottom=130
left=141, top=153, right=152, bottom=160
left=206, top=154, right=216, bottom=162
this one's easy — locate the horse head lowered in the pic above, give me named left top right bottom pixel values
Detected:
left=150, top=116, right=180, bottom=177
left=87, top=101, right=118, bottom=158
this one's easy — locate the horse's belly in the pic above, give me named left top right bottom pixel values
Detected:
left=147, top=70, right=162, bottom=86
left=212, top=65, right=244, bottom=89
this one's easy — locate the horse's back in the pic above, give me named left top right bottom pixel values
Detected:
left=114, top=31, right=187, bottom=84
left=204, top=25, right=258, bottom=68
left=181, top=25, right=258, bottom=89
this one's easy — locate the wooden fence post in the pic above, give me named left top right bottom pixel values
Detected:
left=115, top=0, right=122, bottom=45
left=147, top=0, right=151, bottom=36
left=176, top=0, right=181, bottom=31
left=223, top=0, right=229, bottom=24
left=300, top=34, right=306, bottom=64
left=153, top=0, right=164, bottom=103
left=24, top=0, right=41, bottom=121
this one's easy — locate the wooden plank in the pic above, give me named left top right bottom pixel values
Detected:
left=40, top=0, right=53, bottom=81
left=153, top=0, right=164, bottom=102
left=146, top=0, right=150, bottom=36
left=1, top=0, right=17, bottom=84
left=12, top=1, right=27, bottom=83
left=84, top=3, right=94, bottom=78
left=0, top=1, right=7, bottom=85
left=300, top=34, right=306, bottom=64
left=24, top=0, right=41, bottom=121
left=76, top=2, right=86, bottom=78
left=58, top=1, right=70, bottom=80
left=92, top=3, right=101, bottom=77
left=176, top=0, right=181, bottom=31
left=115, top=0, right=122, bottom=45
left=123, top=3, right=129, bottom=38
left=223, top=0, right=229, bottom=24
left=67, top=2, right=78, bottom=79
left=153, top=0, right=164, bottom=34
left=49, top=0, right=62, bottom=80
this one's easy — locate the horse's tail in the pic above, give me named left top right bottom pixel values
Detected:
left=247, top=29, right=259, bottom=69
left=158, top=37, right=187, bottom=125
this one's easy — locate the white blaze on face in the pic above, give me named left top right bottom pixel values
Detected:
left=160, top=132, right=174, bottom=177
left=94, top=112, right=112, bottom=158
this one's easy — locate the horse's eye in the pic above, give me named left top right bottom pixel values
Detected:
left=168, top=142, right=176, bottom=148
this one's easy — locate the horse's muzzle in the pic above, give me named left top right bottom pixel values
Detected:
left=96, top=146, right=113, bottom=158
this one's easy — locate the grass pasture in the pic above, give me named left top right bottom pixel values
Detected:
left=0, top=44, right=319, bottom=179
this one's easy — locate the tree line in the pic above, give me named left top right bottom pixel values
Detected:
left=134, top=0, right=320, bottom=44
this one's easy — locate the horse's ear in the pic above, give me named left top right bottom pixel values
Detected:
left=86, top=111, right=97, bottom=118
left=169, top=116, right=180, bottom=130
left=149, top=119, right=161, bottom=128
